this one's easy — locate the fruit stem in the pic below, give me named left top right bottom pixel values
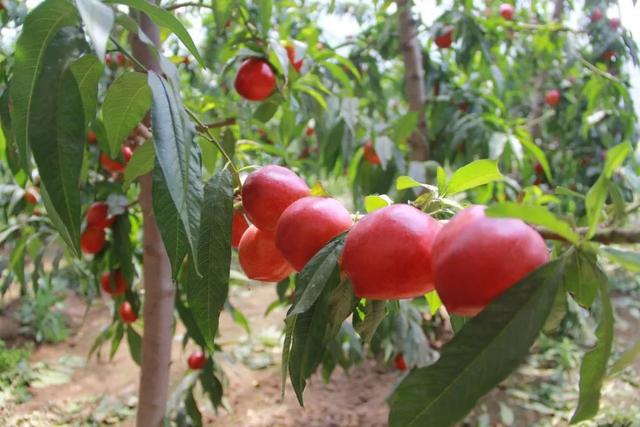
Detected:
left=184, top=107, right=241, bottom=187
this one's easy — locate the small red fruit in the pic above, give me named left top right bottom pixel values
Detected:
left=363, top=141, right=381, bottom=165
left=101, top=270, right=127, bottom=296
left=234, top=58, right=277, bottom=101
left=394, top=354, right=407, bottom=371
left=86, top=202, right=115, bottom=229
left=86, top=130, right=98, bottom=145
left=499, top=3, right=515, bottom=20
left=306, top=126, right=315, bottom=137
left=601, top=50, right=615, bottom=61
left=81, top=227, right=106, bottom=254
left=241, top=165, right=310, bottom=232
left=187, top=351, right=206, bottom=370
left=609, top=17, right=621, bottom=30
left=121, top=146, right=133, bottom=163
left=341, top=204, right=442, bottom=299
left=590, top=8, right=603, bottom=23
left=285, top=44, right=304, bottom=72
left=182, top=56, right=190, bottom=65
left=119, top=301, right=137, bottom=324
left=275, top=197, right=352, bottom=271
left=435, top=26, right=454, bottom=49
left=534, top=162, right=544, bottom=175
left=105, top=53, right=112, bottom=66
left=231, top=209, right=249, bottom=249
left=115, top=53, right=127, bottom=67
left=100, top=153, right=125, bottom=173
left=545, top=89, right=561, bottom=106
left=432, top=206, right=549, bottom=316
left=238, top=225, right=293, bottom=282
left=459, top=101, right=469, bottom=113
left=24, top=187, right=39, bottom=205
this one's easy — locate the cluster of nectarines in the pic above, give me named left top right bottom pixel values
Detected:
left=235, top=165, right=549, bottom=316
left=80, top=202, right=118, bottom=255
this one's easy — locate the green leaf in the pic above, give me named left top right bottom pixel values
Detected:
left=213, top=0, right=231, bottom=30
left=10, top=0, right=79, bottom=167
left=363, top=195, right=392, bottom=213
left=585, top=176, right=607, bottom=239
left=392, top=112, right=418, bottom=145
left=148, top=72, right=202, bottom=276
left=446, top=159, right=504, bottom=195
left=608, top=339, right=640, bottom=377
left=76, top=0, right=115, bottom=62
left=585, top=143, right=631, bottom=239
left=107, top=0, right=205, bottom=66
left=184, top=387, right=203, bottom=427
left=281, top=316, right=296, bottom=398
left=516, top=127, right=552, bottom=181
left=175, top=289, right=207, bottom=349
left=186, top=170, right=234, bottom=353
left=110, top=322, right=124, bottom=360
left=388, top=260, right=563, bottom=427
left=570, top=279, right=614, bottom=423
left=123, top=141, right=155, bottom=189
left=257, top=0, right=272, bottom=34
left=200, top=359, right=223, bottom=409
left=396, top=175, right=423, bottom=190
left=152, top=164, right=188, bottom=278
left=355, top=300, right=386, bottom=344
left=289, top=273, right=354, bottom=405
left=600, top=247, right=640, bottom=272
left=102, top=72, right=152, bottom=158
left=543, top=282, right=567, bottom=334
left=602, top=142, right=631, bottom=178
left=112, top=214, right=135, bottom=285
left=425, top=291, right=442, bottom=316
left=563, top=249, right=604, bottom=308
left=69, top=55, right=104, bottom=127
left=289, top=235, right=346, bottom=317
left=253, top=101, right=279, bottom=123
left=485, top=203, right=579, bottom=244
left=126, top=325, right=142, bottom=365
left=28, top=29, right=89, bottom=257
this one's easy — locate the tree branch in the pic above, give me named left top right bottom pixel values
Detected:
left=165, top=2, right=214, bottom=11
left=536, top=227, right=640, bottom=245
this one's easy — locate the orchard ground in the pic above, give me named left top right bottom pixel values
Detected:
left=1, top=260, right=639, bottom=426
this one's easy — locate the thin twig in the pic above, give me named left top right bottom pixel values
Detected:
left=579, top=56, right=620, bottom=83
left=198, top=118, right=237, bottom=130
left=536, top=226, right=640, bottom=245
left=109, top=36, right=148, bottom=72
left=165, top=2, right=214, bottom=11
left=185, top=107, right=241, bottom=184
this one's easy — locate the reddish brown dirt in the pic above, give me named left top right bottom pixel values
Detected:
left=2, top=285, right=639, bottom=426
left=1, top=284, right=399, bottom=426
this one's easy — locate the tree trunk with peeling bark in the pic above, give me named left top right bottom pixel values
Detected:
left=130, top=5, right=176, bottom=427
left=397, top=0, right=429, bottom=161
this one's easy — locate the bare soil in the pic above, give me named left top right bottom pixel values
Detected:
left=1, top=284, right=639, bottom=426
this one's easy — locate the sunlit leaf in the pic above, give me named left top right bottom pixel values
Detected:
left=446, top=159, right=504, bottom=195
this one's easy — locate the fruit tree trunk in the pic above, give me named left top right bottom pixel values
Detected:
left=397, top=0, right=429, bottom=162
left=130, top=4, right=176, bottom=426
